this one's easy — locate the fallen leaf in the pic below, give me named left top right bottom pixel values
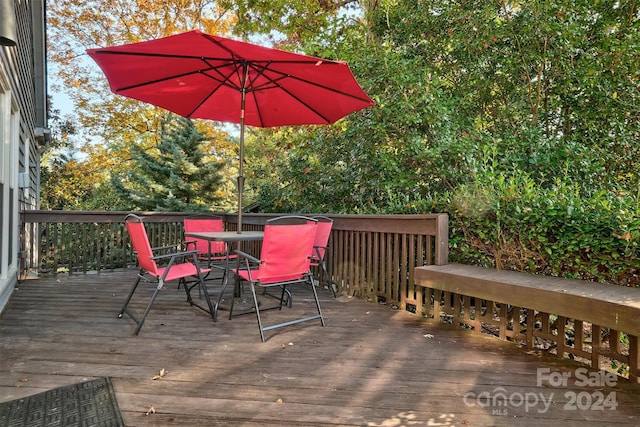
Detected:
left=152, top=368, right=166, bottom=380
left=19, top=378, right=29, bottom=383
left=145, top=405, right=156, bottom=416
left=275, top=398, right=284, bottom=404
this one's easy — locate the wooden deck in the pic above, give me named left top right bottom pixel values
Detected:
left=1, top=270, right=639, bottom=426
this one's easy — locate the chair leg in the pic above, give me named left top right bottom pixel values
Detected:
left=309, top=276, right=326, bottom=327
left=197, top=271, right=215, bottom=320
left=250, top=282, right=266, bottom=342
left=226, top=274, right=240, bottom=320
left=118, top=269, right=165, bottom=335
left=282, top=286, right=292, bottom=308
left=261, top=285, right=292, bottom=307
left=319, top=260, right=338, bottom=298
left=251, top=277, right=325, bottom=343
left=183, top=273, right=216, bottom=321
left=118, top=269, right=144, bottom=319
left=132, top=280, right=164, bottom=336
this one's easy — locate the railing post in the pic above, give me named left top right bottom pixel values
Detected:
left=434, top=213, right=449, bottom=265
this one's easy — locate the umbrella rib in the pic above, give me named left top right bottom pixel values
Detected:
left=248, top=77, right=331, bottom=124
left=94, top=47, right=338, bottom=66
left=108, top=58, right=243, bottom=95
left=91, top=49, right=242, bottom=62
left=193, top=59, right=337, bottom=125
left=247, top=61, right=373, bottom=104
left=243, top=62, right=364, bottom=124
left=186, top=62, right=246, bottom=118
left=112, top=69, right=205, bottom=93
left=203, top=60, right=245, bottom=91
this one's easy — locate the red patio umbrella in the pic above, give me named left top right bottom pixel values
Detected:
left=87, top=30, right=374, bottom=231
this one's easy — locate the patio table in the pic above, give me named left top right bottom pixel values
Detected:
left=184, top=230, right=264, bottom=320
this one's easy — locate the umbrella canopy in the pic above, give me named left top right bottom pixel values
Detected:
left=87, top=30, right=374, bottom=230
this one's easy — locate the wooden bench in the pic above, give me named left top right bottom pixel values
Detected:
left=410, top=263, right=640, bottom=382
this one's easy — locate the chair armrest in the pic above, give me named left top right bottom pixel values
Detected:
left=151, top=249, right=199, bottom=261
left=151, top=243, right=181, bottom=252
left=234, top=249, right=261, bottom=265
left=312, top=245, right=328, bottom=261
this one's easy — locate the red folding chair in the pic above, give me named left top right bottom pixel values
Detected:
left=310, top=215, right=338, bottom=297
left=183, top=215, right=237, bottom=299
left=233, top=216, right=325, bottom=342
left=183, top=215, right=233, bottom=265
left=120, top=214, right=213, bottom=335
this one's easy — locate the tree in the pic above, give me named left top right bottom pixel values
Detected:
left=113, top=116, right=226, bottom=211
left=366, top=0, right=640, bottom=192
left=249, top=1, right=455, bottom=213
left=41, top=100, right=97, bottom=210
left=253, top=0, right=640, bottom=214
left=46, top=1, right=241, bottom=210
left=47, top=0, right=237, bottom=137
left=41, top=150, right=94, bottom=210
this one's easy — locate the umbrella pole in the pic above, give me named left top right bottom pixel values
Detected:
left=237, top=64, right=247, bottom=233
left=237, top=121, right=244, bottom=233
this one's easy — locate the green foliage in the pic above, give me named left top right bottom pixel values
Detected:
left=252, top=19, right=459, bottom=213
left=248, top=0, right=640, bottom=286
left=368, top=0, right=640, bottom=189
left=112, top=116, right=225, bottom=212
left=442, top=155, right=639, bottom=285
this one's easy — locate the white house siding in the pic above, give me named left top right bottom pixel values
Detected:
left=0, top=0, right=47, bottom=313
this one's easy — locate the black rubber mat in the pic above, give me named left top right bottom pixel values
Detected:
left=0, top=377, right=124, bottom=427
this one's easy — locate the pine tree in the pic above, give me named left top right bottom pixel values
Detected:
left=114, top=116, right=225, bottom=212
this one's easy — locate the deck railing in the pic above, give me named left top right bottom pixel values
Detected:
left=19, top=211, right=448, bottom=307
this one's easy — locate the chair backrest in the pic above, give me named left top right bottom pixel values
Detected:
left=125, top=214, right=159, bottom=275
left=256, top=217, right=317, bottom=284
left=183, top=216, right=226, bottom=254
left=311, top=215, right=333, bottom=261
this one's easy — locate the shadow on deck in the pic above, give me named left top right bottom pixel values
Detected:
left=1, top=269, right=639, bottom=426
